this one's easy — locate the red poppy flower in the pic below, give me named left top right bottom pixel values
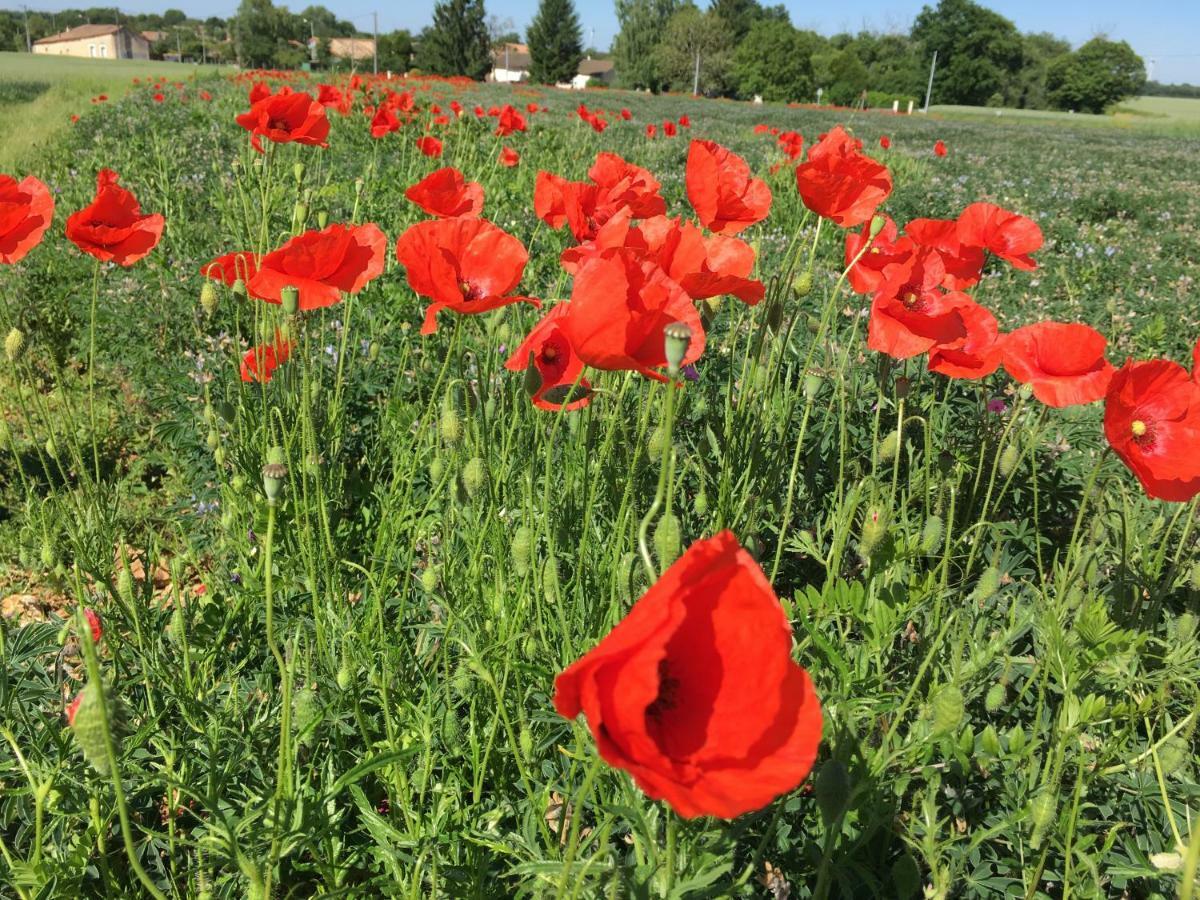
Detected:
left=526, top=102, right=539, bottom=114
left=867, top=252, right=966, bottom=359
left=554, top=530, right=823, bottom=819
left=534, top=153, right=667, bottom=244
left=496, top=104, right=527, bottom=136
left=934, top=140, right=947, bottom=157
left=395, top=217, right=539, bottom=334
left=70, top=114, right=80, bottom=123
left=844, top=216, right=914, bottom=295
left=248, top=81, right=271, bottom=104
left=678, top=115, right=691, bottom=128
left=646, top=124, right=657, bottom=139
left=879, top=135, right=890, bottom=149
left=1001, top=322, right=1114, bottom=407
left=200, top=90, right=212, bottom=101
left=499, top=146, right=520, bottom=167
left=504, top=303, right=591, bottom=411
left=686, top=140, right=772, bottom=236
left=153, top=92, right=165, bottom=103
left=65, top=169, right=164, bottom=267
left=0, top=174, right=54, bottom=264
left=66, top=693, right=81, bottom=726
left=97, top=94, right=108, bottom=102
left=777, top=131, right=804, bottom=160
left=753, top=124, right=769, bottom=135
left=405, top=167, right=483, bottom=218
left=473, top=105, right=485, bottom=118
left=416, top=135, right=443, bottom=158
left=956, top=202, right=1043, bottom=271
left=200, top=250, right=259, bottom=288
left=450, top=100, right=462, bottom=116
left=370, top=105, right=400, bottom=138
left=621, top=108, right=632, bottom=120
left=247, top=223, right=386, bottom=310
left=235, top=91, right=330, bottom=154
left=562, top=247, right=704, bottom=382
left=241, top=332, right=293, bottom=384
left=905, top=217, right=985, bottom=290
left=1104, top=359, right=1200, bottom=502
left=795, top=126, right=892, bottom=228
left=926, top=298, right=1002, bottom=380
left=663, top=120, right=677, bottom=137
left=317, top=83, right=343, bottom=108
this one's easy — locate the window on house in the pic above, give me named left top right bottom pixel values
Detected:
left=89, top=44, right=97, bottom=57
left=100, top=44, right=108, bottom=57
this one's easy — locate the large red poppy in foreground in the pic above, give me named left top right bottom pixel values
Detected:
left=554, top=530, right=823, bottom=819
left=65, top=169, right=164, bottom=266
left=405, top=167, right=483, bottom=219
left=0, top=174, right=54, bottom=264
left=247, top=223, right=386, bottom=310
left=686, top=140, right=772, bottom=235
left=1002, top=322, right=1114, bottom=407
left=795, top=126, right=892, bottom=228
left=396, top=217, right=539, bottom=334
left=1103, top=359, right=1200, bottom=502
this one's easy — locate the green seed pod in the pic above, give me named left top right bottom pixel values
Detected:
left=985, top=682, right=1006, bottom=713
left=262, top=451, right=287, bottom=504
left=814, top=758, right=850, bottom=826
left=920, top=515, right=944, bottom=555
left=292, top=687, right=319, bottom=748
left=930, top=684, right=964, bottom=736
left=876, top=429, right=901, bottom=464
left=998, top=442, right=1020, bottom=478
left=859, top=505, right=889, bottom=559
left=69, top=681, right=123, bottom=775
left=199, top=281, right=218, bottom=316
left=116, top=562, right=134, bottom=602
left=420, top=567, right=438, bottom=593
left=869, top=214, right=886, bottom=238
left=648, top=424, right=667, bottom=461
left=44, top=436, right=56, bottom=458
left=973, top=566, right=1001, bottom=604
left=542, top=555, right=560, bottom=604
left=792, top=271, right=813, bottom=298
left=317, top=210, right=329, bottom=229
left=663, top=322, right=693, bottom=377
left=439, top=399, right=461, bottom=445
left=1029, top=788, right=1056, bottom=849
left=368, top=341, right=381, bottom=362
left=805, top=315, right=821, bottom=335
left=354, top=177, right=365, bottom=195
left=803, top=373, right=822, bottom=400
left=280, top=285, right=300, bottom=317
left=429, top=457, right=445, bottom=483
left=512, top=525, right=533, bottom=577
left=694, top=486, right=708, bottom=517
left=292, top=201, right=308, bottom=226
left=5, top=327, right=26, bottom=363
left=461, top=457, right=486, bottom=498
left=653, top=512, right=682, bottom=568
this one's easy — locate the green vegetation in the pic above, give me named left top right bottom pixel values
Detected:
left=416, top=0, right=491, bottom=79
left=0, top=75, right=1199, bottom=897
left=525, top=0, right=582, bottom=85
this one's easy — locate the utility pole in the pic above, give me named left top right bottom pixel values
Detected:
left=21, top=6, right=30, bottom=52
left=198, top=26, right=206, bottom=64
left=692, top=47, right=700, bottom=97
left=372, top=11, right=378, bottom=75
left=922, top=49, right=937, bottom=113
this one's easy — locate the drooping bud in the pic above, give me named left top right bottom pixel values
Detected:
left=765, top=299, right=784, bottom=332
left=998, top=442, right=1020, bottom=477
left=461, top=457, right=486, bottom=498
left=1028, top=788, right=1057, bottom=849
left=876, top=429, right=901, bottom=464
left=439, top=396, right=461, bottom=445
left=859, top=505, right=889, bottom=560
left=292, top=686, right=319, bottom=747
left=232, top=278, right=247, bottom=297
left=5, top=327, right=25, bottom=363
left=511, top=525, right=533, bottom=577
left=973, top=566, right=1001, bottom=604
left=292, top=201, right=308, bottom=228
left=200, top=281, right=218, bottom=316
left=429, top=457, right=445, bottom=483
left=648, top=425, right=667, bottom=461
left=420, top=566, right=438, bottom=592
left=920, top=514, right=944, bottom=555
left=653, top=512, right=682, bottom=567
left=663, top=322, right=692, bottom=378
left=814, top=758, right=850, bottom=825
left=542, top=555, right=560, bottom=604
left=985, top=682, right=1006, bottom=713
left=280, top=285, right=300, bottom=317
left=68, top=681, right=123, bottom=775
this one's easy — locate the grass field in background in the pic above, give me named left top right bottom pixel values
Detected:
left=931, top=95, right=1200, bottom=133
left=0, top=52, right=229, bottom=169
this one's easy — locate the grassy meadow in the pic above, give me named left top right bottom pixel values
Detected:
left=0, top=67, right=1199, bottom=898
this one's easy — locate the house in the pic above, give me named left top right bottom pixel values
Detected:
left=329, top=37, right=375, bottom=63
left=490, top=43, right=530, bottom=83
left=141, top=30, right=167, bottom=45
left=571, top=58, right=615, bottom=90
left=32, top=24, right=150, bottom=60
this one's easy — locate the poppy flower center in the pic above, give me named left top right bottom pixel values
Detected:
left=1131, top=419, right=1154, bottom=446
left=645, top=659, right=680, bottom=720
left=542, top=345, right=559, bottom=363
left=459, top=280, right=482, bottom=302
left=902, top=290, right=922, bottom=310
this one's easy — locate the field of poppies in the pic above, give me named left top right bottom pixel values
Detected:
left=1, top=68, right=1199, bottom=899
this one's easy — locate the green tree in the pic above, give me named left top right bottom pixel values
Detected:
left=377, top=29, right=415, bottom=72
left=1046, top=37, right=1145, bottom=113
left=417, top=0, right=491, bottom=79
left=654, top=4, right=733, bottom=95
left=234, top=0, right=280, bottom=68
left=813, top=47, right=870, bottom=105
left=707, top=0, right=761, bottom=44
left=911, top=0, right=1024, bottom=105
left=527, top=0, right=583, bottom=84
left=850, top=31, right=924, bottom=98
left=1014, top=32, right=1070, bottom=108
left=731, top=21, right=821, bottom=101
left=613, top=0, right=681, bottom=91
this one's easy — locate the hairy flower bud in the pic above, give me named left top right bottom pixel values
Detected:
left=5, top=327, right=25, bottom=364
left=511, top=525, right=533, bottom=577
left=792, top=271, right=813, bottom=298
left=200, top=281, right=218, bottom=316
left=653, top=512, right=682, bottom=567
left=461, top=457, right=486, bottom=498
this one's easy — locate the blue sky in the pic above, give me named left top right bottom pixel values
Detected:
left=27, top=0, right=1200, bottom=83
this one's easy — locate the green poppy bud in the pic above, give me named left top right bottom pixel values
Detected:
left=206, top=428, right=220, bottom=451
left=5, top=327, right=25, bottom=363
left=1028, top=788, right=1056, bottom=849
left=814, top=758, right=850, bottom=825
left=930, top=683, right=964, bottom=736
left=462, top=457, right=486, bottom=498
left=542, top=555, right=560, bottom=604
left=232, top=278, right=247, bottom=297
left=792, top=271, right=813, bottom=298
left=653, top=512, right=682, bottom=567
left=521, top=351, right=542, bottom=398
left=281, top=285, right=300, bottom=317
left=420, top=566, right=438, bottom=592
left=920, top=514, right=944, bottom=554
left=859, top=505, right=889, bottom=559
left=317, top=210, right=328, bottom=229
left=663, top=321, right=692, bottom=377
left=292, top=687, right=319, bottom=747
left=876, top=429, right=901, bottom=464
left=439, top=397, right=461, bottom=445
left=68, top=681, right=124, bottom=775
left=985, top=682, right=1006, bottom=713
left=293, top=162, right=305, bottom=183
left=973, top=566, right=1001, bottom=604
left=200, top=282, right=218, bottom=316
left=512, top=525, right=533, bottom=577
left=429, top=457, right=445, bottom=483
left=998, top=442, right=1020, bottom=478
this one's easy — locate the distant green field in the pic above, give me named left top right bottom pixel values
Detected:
left=0, top=52, right=229, bottom=169
left=931, top=95, right=1200, bottom=133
